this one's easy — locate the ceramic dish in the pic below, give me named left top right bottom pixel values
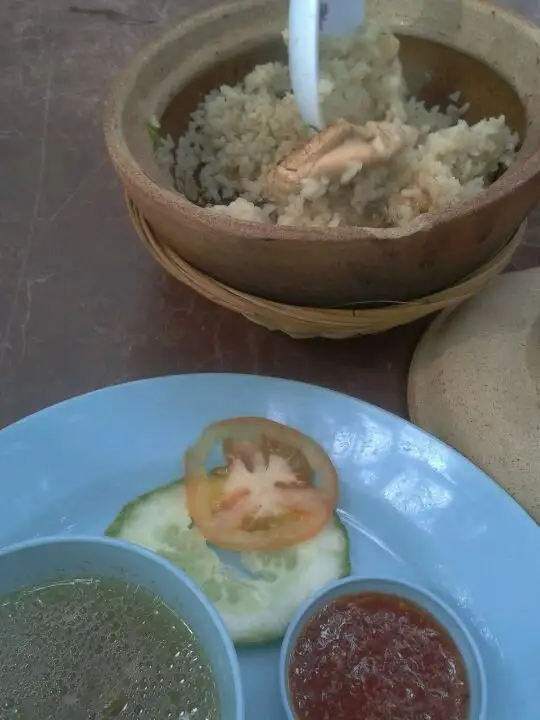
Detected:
left=0, top=535, right=244, bottom=719
left=407, top=267, right=540, bottom=523
left=104, top=0, right=540, bottom=307
left=0, top=374, right=539, bottom=719
left=280, top=576, right=487, bottom=720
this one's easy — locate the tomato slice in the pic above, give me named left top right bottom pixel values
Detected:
left=184, top=417, right=339, bottom=551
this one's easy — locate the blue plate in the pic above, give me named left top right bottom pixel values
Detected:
left=0, top=374, right=538, bottom=719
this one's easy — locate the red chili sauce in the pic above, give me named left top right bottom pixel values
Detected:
left=288, top=592, right=470, bottom=720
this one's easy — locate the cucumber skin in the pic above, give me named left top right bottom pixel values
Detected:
left=105, top=478, right=186, bottom=538
left=105, top=478, right=351, bottom=645
left=341, top=517, right=352, bottom=577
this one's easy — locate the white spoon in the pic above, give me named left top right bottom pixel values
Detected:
left=288, top=0, right=365, bottom=131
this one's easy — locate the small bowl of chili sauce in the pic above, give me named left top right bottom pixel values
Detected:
left=280, top=576, right=487, bottom=720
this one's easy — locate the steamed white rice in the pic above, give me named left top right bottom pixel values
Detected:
left=155, top=22, right=518, bottom=228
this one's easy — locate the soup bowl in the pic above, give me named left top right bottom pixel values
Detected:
left=0, top=535, right=244, bottom=719
left=104, top=0, right=540, bottom=308
left=280, top=576, right=487, bottom=720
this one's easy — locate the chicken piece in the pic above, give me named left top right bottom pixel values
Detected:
left=266, top=119, right=409, bottom=201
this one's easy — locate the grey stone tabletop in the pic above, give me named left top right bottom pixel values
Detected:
left=1, top=0, right=539, bottom=429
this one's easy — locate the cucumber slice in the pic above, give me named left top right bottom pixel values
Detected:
left=105, top=479, right=350, bottom=644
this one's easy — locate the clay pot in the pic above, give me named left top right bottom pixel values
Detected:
left=104, top=0, right=540, bottom=308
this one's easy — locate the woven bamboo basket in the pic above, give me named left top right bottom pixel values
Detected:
left=127, top=196, right=526, bottom=339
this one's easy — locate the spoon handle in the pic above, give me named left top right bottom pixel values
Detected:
left=289, top=0, right=323, bottom=130
left=288, top=0, right=365, bottom=131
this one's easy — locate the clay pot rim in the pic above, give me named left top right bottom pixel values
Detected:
left=103, top=0, right=540, bottom=243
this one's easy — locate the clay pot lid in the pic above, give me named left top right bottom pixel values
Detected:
left=408, top=268, right=540, bottom=523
